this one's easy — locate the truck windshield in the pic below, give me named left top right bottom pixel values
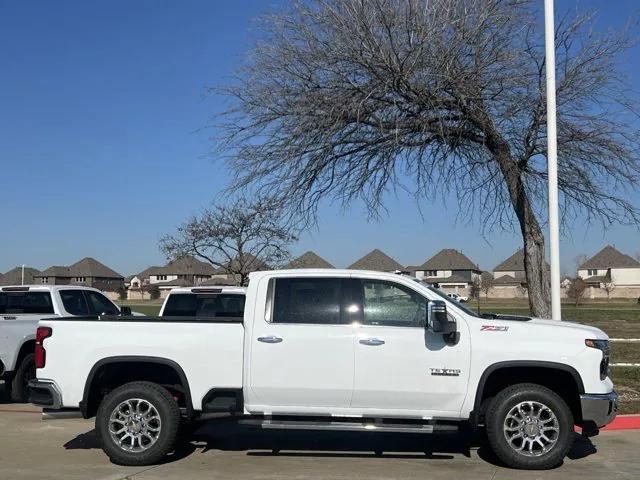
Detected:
left=163, top=293, right=245, bottom=318
left=425, top=285, right=480, bottom=318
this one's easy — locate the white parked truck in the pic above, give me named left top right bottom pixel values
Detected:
left=0, top=285, right=136, bottom=402
left=29, top=270, right=617, bottom=469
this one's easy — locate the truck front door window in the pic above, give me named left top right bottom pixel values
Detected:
left=362, top=280, right=427, bottom=327
left=60, top=290, right=89, bottom=315
left=86, top=291, right=119, bottom=315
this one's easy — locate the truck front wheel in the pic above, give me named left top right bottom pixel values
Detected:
left=96, top=381, right=180, bottom=466
left=485, top=383, right=574, bottom=470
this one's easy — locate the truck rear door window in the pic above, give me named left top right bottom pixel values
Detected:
left=0, top=292, right=54, bottom=314
left=272, top=277, right=348, bottom=324
left=162, top=294, right=245, bottom=318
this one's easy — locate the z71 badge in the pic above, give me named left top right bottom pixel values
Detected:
left=481, top=325, right=509, bottom=332
left=430, top=368, right=461, bottom=377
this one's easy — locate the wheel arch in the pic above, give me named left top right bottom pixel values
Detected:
left=471, top=361, right=585, bottom=426
left=14, top=338, right=36, bottom=371
left=80, top=356, right=193, bottom=419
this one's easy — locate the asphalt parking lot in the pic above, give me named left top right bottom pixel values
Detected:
left=0, top=385, right=638, bottom=480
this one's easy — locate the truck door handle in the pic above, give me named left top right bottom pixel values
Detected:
left=257, top=335, right=283, bottom=344
left=359, top=337, right=385, bottom=346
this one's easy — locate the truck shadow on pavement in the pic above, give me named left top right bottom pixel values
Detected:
left=63, top=417, right=598, bottom=468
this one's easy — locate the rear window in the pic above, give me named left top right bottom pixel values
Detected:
left=0, top=291, right=54, bottom=314
left=162, top=293, right=245, bottom=318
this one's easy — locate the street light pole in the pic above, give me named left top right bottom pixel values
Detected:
left=544, top=0, right=562, bottom=320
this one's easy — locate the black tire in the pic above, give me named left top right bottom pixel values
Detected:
left=10, top=353, right=35, bottom=403
left=96, top=381, right=181, bottom=466
left=485, top=383, right=574, bottom=470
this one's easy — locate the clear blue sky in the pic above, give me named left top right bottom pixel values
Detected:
left=1, top=0, right=639, bottom=276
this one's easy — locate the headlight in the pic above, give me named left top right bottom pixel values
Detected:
left=585, top=339, right=610, bottom=380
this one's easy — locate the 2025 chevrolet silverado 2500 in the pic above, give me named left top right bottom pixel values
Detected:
left=0, top=285, right=137, bottom=402
left=29, top=270, right=617, bottom=470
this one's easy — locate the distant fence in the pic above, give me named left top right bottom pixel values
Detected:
left=610, top=338, right=640, bottom=367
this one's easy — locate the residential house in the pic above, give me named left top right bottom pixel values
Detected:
left=348, top=249, right=405, bottom=272
left=206, top=253, right=270, bottom=285
left=412, top=249, right=481, bottom=293
left=147, top=256, right=218, bottom=292
left=285, top=251, right=335, bottom=269
left=492, top=250, right=545, bottom=298
left=0, top=266, right=42, bottom=286
left=577, top=245, right=640, bottom=298
left=125, top=266, right=157, bottom=290
left=33, top=257, right=124, bottom=291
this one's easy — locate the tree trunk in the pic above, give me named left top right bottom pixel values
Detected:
left=488, top=136, right=552, bottom=318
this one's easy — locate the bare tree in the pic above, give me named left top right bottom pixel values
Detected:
left=469, top=278, right=481, bottom=314
left=160, top=197, right=297, bottom=286
left=566, top=277, right=587, bottom=306
left=601, top=282, right=616, bottom=301
left=480, top=273, right=494, bottom=299
left=218, top=0, right=640, bottom=318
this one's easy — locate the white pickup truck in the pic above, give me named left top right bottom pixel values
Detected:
left=0, top=285, right=135, bottom=402
left=30, top=270, right=617, bottom=470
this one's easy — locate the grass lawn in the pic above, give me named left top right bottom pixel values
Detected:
left=611, top=367, right=640, bottom=414
left=126, top=304, right=162, bottom=316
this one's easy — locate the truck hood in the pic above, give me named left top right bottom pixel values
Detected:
left=524, top=317, right=608, bottom=339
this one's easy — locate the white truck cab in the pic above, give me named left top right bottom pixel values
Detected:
left=0, top=285, right=132, bottom=402
left=30, top=270, right=616, bottom=470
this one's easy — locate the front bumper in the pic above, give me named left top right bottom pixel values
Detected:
left=580, top=390, right=618, bottom=427
left=28, top=379, right=62, bottom=409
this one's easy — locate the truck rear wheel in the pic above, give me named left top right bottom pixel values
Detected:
left=10, top=353, right=35, bottom=403
left=96, top=381, right=180, bottom=466
left=485, top=383, right=574, bottom=470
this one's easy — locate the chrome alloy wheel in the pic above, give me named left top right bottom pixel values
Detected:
left=108, top=398, right=162, bottom=452
left=503, top=401, right=560, bottom=457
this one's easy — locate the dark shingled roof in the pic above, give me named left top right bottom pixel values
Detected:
left=419, top=249, right=479, bottom=271
left=580, top=245, right=640, bottom=270
left=285, top=251, right=335, bottom=269
left=37, top=266, right=71, bottom=277
left=149, top=256, right=217, bottom=276
left=68, top=257, right=123, bottom=278
left=492, top=274, right=524, bottom=286
left=220, top=253, right=269, bottom=273
left=494, top=250, right=525, bottom=271
left=0, top=267, right=41, bottom=285
left=34, top=258, right=123, bottom=279
left=494, top=250, right=550, bottom=272
left=348, top=249, right=404, bottom=271
left=481, top=271, right=494, bottom=282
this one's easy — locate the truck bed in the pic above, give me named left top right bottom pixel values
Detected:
left=37, top=316, right=244, bottom=411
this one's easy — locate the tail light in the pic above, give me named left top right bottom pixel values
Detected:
left=35, top=327, right=52, bottom=369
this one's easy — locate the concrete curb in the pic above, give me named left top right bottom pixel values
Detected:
left=601, top=414, right=640, bottom=431
left=575, top=415, right=640, bottom=432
